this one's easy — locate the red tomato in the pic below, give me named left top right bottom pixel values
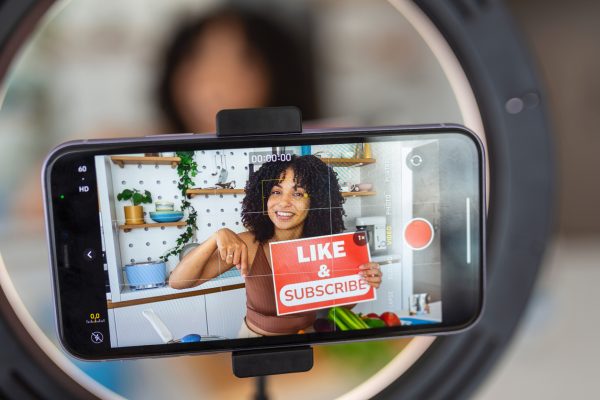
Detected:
left=366, top=313, right=380, bottom=319
left=380, top=312, right=401, bottom=327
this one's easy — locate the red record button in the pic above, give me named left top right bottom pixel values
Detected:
left=403, top=218, right=434, bottom=250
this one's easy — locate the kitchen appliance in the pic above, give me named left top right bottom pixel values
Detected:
left=124, top=261, right=167, bottom=290
left=355, top=216, right=388, bottom=256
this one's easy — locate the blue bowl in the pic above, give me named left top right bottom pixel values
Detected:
left=124, top=261, right=166, bottom=290
left=149, top=211, right=184, bottom=223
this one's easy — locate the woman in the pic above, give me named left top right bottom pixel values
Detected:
left=169, top=155, right=382, bottom=336
left=157, top=7, right=319, bottom=133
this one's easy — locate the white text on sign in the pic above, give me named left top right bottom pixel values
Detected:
left=297, top=241, right=347, bottom=263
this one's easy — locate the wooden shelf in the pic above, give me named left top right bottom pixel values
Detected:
left=186, top=188, right=245, bottom=197
left=320, top=158, right=376, bottom=167
left=111, top=156, right=180, bottom=169
left=119, top=221, right=186, bottom=232
left=342, top=191, right=376, bottom=197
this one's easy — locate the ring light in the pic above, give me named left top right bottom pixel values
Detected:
left=0, top=0, right=554, bottom=398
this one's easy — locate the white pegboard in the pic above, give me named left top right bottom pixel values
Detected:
left=191, top=149, right=253, bottom=243
left=108, top=157, right=186, bottom=272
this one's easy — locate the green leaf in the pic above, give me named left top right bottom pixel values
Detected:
left=117, top=189, right=133, bottom=201
left=132, top=192, right=144, bottom=206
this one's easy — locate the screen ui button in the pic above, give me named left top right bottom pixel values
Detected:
left=83, top=248, right=95, bottom=262
left=90, top=331, right=104, bottom=344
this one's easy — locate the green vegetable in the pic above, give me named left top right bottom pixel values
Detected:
left=328, top=307, right=369, bottom=330
left=343, top=308, right=369, bottom=329
left=363, top=318, right=387, bottom=328
left=328, top=308, right=346, bottom=330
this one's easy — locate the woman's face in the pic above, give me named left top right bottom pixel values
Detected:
left=267, top=168, right=310, bottom=233
left=172, top=17, right=271, bottom=132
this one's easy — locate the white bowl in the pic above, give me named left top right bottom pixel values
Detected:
left=155, top=201, right=175, bottom=212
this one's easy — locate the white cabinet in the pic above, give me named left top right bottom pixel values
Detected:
left=110, top=296, right=208, bottom=347
left=109, top=287, right=247, bottom=347
left=204, top=288, right=246, bottom=338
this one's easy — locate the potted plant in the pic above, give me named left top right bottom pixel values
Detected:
left=117, top=189, right=152, bottom=225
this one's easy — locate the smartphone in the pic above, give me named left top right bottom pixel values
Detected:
left=43, top=124, right=485, bottom=360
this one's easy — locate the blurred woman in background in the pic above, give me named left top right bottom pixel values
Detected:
left=157, top=6, right=319, bottom=133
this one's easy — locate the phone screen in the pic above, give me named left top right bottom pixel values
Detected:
left=45, top=127, right=484, bottom=358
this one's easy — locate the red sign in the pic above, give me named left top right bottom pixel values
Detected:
left=270, top=232, right=376, bottom=316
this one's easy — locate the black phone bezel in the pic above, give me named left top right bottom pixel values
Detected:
left=43, top=124, right=486, bottom=361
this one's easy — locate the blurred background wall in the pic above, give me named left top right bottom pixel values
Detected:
left=476, top=1, right=600, bottom=398
left=507, top=0, right=600, bottom=236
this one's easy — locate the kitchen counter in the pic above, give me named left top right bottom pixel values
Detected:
left=108, top=274, right=245, bottom=308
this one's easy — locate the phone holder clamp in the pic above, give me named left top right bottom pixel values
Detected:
left=232, top=345, right=313, bottom=378
left=217, top=106, right=313, bottom=378
left=216, top=106, right=302, bottom=137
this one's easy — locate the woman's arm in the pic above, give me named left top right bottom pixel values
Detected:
left=168, top=228, right=250, bottom=289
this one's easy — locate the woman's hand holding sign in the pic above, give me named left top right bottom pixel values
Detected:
left=213, top=228, right=249, bottom=277
left=359, top=262, right=382, bottom=289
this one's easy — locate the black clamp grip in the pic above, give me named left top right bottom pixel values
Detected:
left=232, top=346, right=313, bottom=378
left=216, top=106, right=302, bottom=137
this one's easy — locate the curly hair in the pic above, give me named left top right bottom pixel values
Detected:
left=242, top=155, right=346, bottom=243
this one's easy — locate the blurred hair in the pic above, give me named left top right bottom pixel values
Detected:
left=242, top=155, right=346, bottom=243
left=157, top=7, right=319, bottom=132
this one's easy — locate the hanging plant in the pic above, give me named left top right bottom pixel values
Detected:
left=161, top=151, right=198, bottom=262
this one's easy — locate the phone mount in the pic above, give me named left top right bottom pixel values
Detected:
left=216, top=106, right=313, bottom=379
left=216, top=106, right=303, bottom=137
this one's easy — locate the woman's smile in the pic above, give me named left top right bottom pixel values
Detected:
left=274, top=210, right=295, bottom=221
left=267, top=168, right=310, bottom=235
